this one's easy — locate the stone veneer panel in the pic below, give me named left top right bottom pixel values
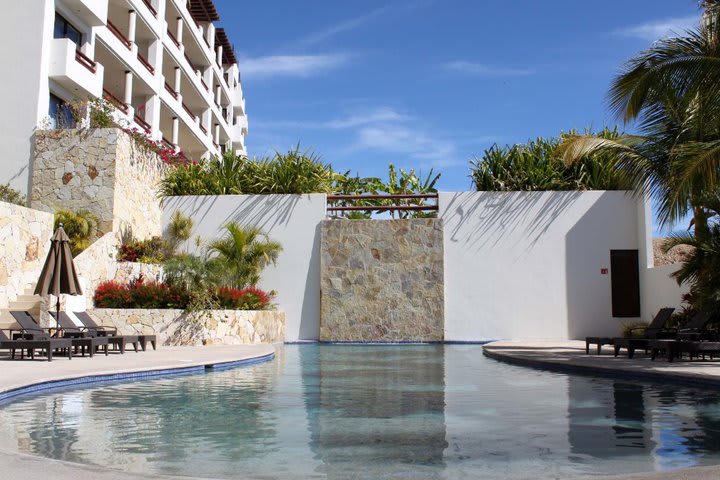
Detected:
left=320, top=219, right=444, bottom=342
left=89, top=309, right=286, bottom=346
left=0, top=201, right=54, bottom=327
left=31, top=128, right=165, bottom=239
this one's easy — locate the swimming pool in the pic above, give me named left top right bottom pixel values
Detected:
left=1, top=344, right=719, bottom=479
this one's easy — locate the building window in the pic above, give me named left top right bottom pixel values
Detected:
left=54, top=13, right=82, bottom=45
left=49, top=94, right=76, bottom=129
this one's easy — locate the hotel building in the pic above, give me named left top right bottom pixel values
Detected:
left=2, top=0, right=248, bottom=194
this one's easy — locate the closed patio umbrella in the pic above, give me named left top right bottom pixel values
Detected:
left=34, top=224, right=83, bottom=328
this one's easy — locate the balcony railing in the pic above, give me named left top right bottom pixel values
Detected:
left=182, top=101, right=195, bottom=120
left=103, top=89, right=128, bottom=114
left=326, top=193, right=439, bottom=214
left=162, top=137, right=175, bottom=150
left=134, top=114, right=151, bottom=133
left=166, top=28, right=180, bottom=47
left=164, top=82, right=178, bottom=99
left=199, top=124, right=207, bottom=135
left=74, top=49, right=97, bottom=73
left=142, top=0, right=157, bottom=17
left=200, top=77, right=209, bottom=92
left=107, top=20, right=131, bottom=49
left=137, top=52, right=154, bottom=74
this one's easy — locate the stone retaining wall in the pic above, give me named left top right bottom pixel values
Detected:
left=31, top=128, right=165, bottom=239
left=89, top=309, right=286, bottom=346
left=320, top=219, right=444, bottom=342
left=0, top=201, right=54, bottom=312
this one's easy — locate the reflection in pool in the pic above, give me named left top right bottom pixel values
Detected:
left=1, top=345, right=720, bottom=479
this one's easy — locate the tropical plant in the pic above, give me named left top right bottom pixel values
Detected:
left=54, top=209, right=99, bottom=256
left=559, top=9, right=720, bottom=241
left=166, top=210, right=193, bottom=253
left=663, top=222, right=720, bottom=315
left=207, top=223, right=282, bottom=289
left=0, top=183, right=26, bottom=206
left=471, top=129, right=631, bottom=192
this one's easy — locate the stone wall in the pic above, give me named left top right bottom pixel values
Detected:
left=320, top=219, right=444, bottom=342
left=89, top=309, right=286, bottom=346
left=31, top=128, right=165, bottom=240
left=0, top=201, right=54, bottom=312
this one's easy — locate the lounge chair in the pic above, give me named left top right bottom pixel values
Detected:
left=72, top=311, right=143, bottom=353
left=0, top=329, right=72, bottom=361
left=50, top=312, right=109, bottom=357
left=612, top=308, right=676, bottom=358
left=11, top=311, right=108, bottom=358
left=648, top=311, right=715, bottom=362
left=586, top=308, right=675, bottom=355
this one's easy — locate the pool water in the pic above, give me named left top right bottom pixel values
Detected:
left=1, top=345, right=720, bottom=479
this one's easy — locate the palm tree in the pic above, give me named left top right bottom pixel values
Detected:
left=207, top=223, right=282, bottom=289
left=559, top=8, right=720, bottom=241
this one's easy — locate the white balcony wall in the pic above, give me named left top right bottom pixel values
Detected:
left=59, top=0, right=108, bottom=27
left=49, top=38, right=104, bottom=98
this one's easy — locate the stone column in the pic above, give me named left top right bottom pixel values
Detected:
left=174, top=67, right=181, bottom=94
left=214, top=123, right=220, bottom=145
left=216, top=45, right=223, bottom=66
left=176, top=17, right=184, bottom=45
left=172, top=117, right=179, bottom=146
left=124, top=71, right=133, bottom=106
left=128, top=10, right=137, bottom=45
left=215, top=85, right=221, bottom=106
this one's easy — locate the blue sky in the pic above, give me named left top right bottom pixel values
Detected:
left=215, top=0, right=702, bottom=193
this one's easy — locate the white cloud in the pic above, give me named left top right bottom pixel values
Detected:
left=615, top=15, right=699, bottom=41
left=443, top=61, right=534, bottom=77
left=326, top=108, right=408, bottom=128
left=239, top=54, right=348, bottom=78
left=253, top=107, right=408, bottom=130
left=298, top=7, right=390, bottom=47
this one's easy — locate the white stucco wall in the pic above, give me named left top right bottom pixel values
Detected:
left=439, top=191, right=646, bottom=341
left=642, top=264, right=688, bottom=319
left=162, top=194, right=327, bottom=342
left=0, top=0, right=53, bottom=194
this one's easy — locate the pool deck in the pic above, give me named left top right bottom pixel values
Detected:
left=483, top=340, right=720, bottom=386
left=0, top=344, right=275, bottom=480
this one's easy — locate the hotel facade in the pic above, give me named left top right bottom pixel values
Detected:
left=2, top=0, right=248, bottom=194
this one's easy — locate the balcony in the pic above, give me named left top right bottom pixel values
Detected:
left=49, top=38, right=104, bottom=98
left=59, top=0, right=107, bottom=27
left=231, top=84, right=245, bottom=114
left=231, top=114, right=247, bottom=138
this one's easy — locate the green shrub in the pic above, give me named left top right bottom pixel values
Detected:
left=0, top=183, right=26, bottom=206
left=470, top=128, right=631, bottom=191
left=159, top=146, right=336, bottom=197
left=54, top=209, right=99, bottom=256
left=118, top=236, right=170, bottom=263
left=621, top=321, right=649, bottom=338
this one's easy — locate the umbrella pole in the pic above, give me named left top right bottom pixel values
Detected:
left=55, top=296, right=60, bottom=337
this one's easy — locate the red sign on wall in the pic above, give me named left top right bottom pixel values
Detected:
left=601, top=268, right=609, bottom=275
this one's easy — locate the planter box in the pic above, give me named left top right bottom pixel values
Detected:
left=89, top=308, right=285, bottom=346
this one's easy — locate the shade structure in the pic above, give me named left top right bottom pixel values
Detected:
left=34, top=225, right=83, bottom=325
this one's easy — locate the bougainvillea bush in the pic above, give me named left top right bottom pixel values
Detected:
left=94, top=277, right=273, bottom=310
